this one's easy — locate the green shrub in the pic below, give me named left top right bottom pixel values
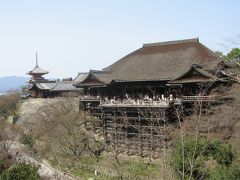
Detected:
left=171, top=137, right=237, bottom=179
left=171, top=137, right=209, bottom=179
left=19, top=134, right=34, bottom=149
left=3, top=163, right=40, bottom=180
left=209, top=165, right=240, bottom=180
left=213, top=144, right=234, bottom=167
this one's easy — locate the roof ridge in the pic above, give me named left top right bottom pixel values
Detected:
left=143, top=38, right=199, bottom=47
left=78, top=72, right=89, bottom=74
left=90, top=69, right=112, bottom=74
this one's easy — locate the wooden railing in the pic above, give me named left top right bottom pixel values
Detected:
left=182, top=96, right=215, bottom=102
left=79, top=96, right=101, bottom=101
left=79, top=95, right=215, bottom=106
left=100, top=100, right=170, bottom=108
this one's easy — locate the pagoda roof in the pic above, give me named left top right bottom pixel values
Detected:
left=28, top=65, right=49, bottom=75
left=27, top=53, right=49, bottom=75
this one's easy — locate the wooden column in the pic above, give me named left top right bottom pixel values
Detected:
left=102, top=108, right=107, bottom=149
left=123, top=108, right=129, bottom=154
left=138, top=108, right=143, bottom=157
left=113, top=109, right=117, bottom=149
left=150, top=110, right=154, bottom=158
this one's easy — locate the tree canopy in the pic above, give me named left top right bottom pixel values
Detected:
left=215, top=48, right=240, bottom=61
left=171, top=137, right=239, bottom=180
left=227, top=48, right=240, bottom=61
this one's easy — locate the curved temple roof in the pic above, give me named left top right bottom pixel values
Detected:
left=75, top=38, right=222, bottom=87
left=170, top=65, right=218, bottom=84
left=28, top=65, right=49, bottom=75
left=74, top=70, right=112, bottom=87
left=104, top=38, right=221, bottom=81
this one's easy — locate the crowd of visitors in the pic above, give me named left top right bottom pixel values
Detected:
left=80, top=94, right=182, bottom=106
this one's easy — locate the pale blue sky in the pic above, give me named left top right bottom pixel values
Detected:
left=0, top=0, right=239, bottom=78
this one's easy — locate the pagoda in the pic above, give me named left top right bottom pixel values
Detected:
left=27, top=53, right=49, bottom=84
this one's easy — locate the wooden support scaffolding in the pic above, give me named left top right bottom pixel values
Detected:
left=79, top=95, right=214, bottom=158
left=101, top=106, right=170, bottom=158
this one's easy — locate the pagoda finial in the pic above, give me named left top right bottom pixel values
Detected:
left=36, top=52, right=38, bottom=67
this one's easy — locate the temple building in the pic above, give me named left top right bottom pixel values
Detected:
left=27, top=54, right=83, bottom=98
left=74, top=38, right=229, bottom=157
left=74, top=38, right=223, bottom=97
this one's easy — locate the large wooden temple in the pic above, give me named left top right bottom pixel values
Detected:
left=74, top=38, right=228, bottom=157
left=74, top=38, right=222, bottom=96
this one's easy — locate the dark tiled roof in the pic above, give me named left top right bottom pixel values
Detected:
left=74, top=70, right=112, bottom=87
left=74, top=38, right=221, bottom=87
left=73, top=72, right=89, bottom=82
left=170, top=65, right=218, bottom=84
left=35, top=82, right=56, bottom=90
left=104, top=38, right=221, bottom=81
left=30, top=81, right=82, bottom=92
left=29, top=72, right=85, bottom=91
left=50, top=81, right=80, bottom=91
left=90, top=70, right=112, bottom=84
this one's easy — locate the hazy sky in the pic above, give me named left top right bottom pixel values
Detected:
left=0, top=0, right=239, bottom=78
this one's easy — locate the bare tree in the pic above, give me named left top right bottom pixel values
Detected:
left=27, top=99, right=103, bottom=167
left=0, top=93, right=20, bottom=120
left=0, top=121, right=22, bottom=151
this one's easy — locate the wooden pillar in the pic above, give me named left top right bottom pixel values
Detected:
left=138, top=108, right=143, bottom=157
left=150, top=110, right=154, bottom=159
left=124, top=108, right=129, bottom=155
left=113, top=109, right=117, bottom=149
left=102, top=108, right=107, bottom=149
left=162, top=108, right=167, bottom=156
